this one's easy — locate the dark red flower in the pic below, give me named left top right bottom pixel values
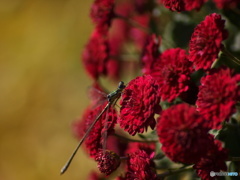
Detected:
left=73, top=103, right=117, bottom=158
left=189, top=13, right=228, bottom=70
left=95, top=150, right=121, bottom=175
left=124, top=150, right=157, bottom=180
left=82, top=30, right=109, bottom=80
left=141, top=34, right=161, bottom=75
left=196, top=67, right=240, bottom=129
left=91, top=0, right=115, bottom=34
left=213, top=0, right=240, bottom=9
left=159, top=0, right=205, bottom=12
left=194, top=139, right=228, bottom=180
left=119, top=75, right=161, bottom=135
left=157, top=104, right=212, bottom=164
left=150, top=48, right=193, bottom=102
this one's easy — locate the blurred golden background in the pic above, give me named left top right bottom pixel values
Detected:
left=0, top=1, right=98, bottom=179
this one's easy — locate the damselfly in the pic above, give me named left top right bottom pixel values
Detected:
left=60, top=81, right=126, bottom=174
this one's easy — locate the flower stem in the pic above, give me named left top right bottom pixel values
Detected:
left=114, top=133, right=158, bottom=143
left=157, top=165, right=193, bottom=178
left=229, top=157, right=240, bottom=161
left=222, top=47, right=240, bottom=66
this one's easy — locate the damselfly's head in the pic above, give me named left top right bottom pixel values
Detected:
left=118, top=81, right=125, bottom=90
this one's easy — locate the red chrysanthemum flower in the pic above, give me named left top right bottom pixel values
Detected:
left=150, top=48, right=193, bottom=102
left=91, top=0, right=115, bottom=34
left=159, top=0, right=205, bottom=12
left=73, top=103, right=117, bottom=158
left=124, top=150, right=157, bottom=180
left=189, top=13, right=228, bottom=70
left=95, top=150, right=121, bottom=175
left=82, top=30, right=109, bottom=80
left=196, top=67, right=240, bottom=129
left=157, top=104, right=212, bottom=164
left=213, top=0, right=240, bottom=9
left=194, top=139, right=228, bottom=180
left=119, top=75, right=161, bottom=135
left=141, top=34, right=161, bottom=75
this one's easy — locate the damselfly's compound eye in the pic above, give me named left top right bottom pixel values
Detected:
left=118, top=81, right=125, bottom=89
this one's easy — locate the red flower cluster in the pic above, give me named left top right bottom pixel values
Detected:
left=95, top=150, right=121, bottom=175
left=91, top=0, right=115, bottom=34
left=150, top=48, right=193, bottom=102
left=82, top=30, right=109, bottom=80
left=124, top=150, right=157, bottom=180
left=159, top=0, right=206, bottom=12
left=194, top=140, right=228, bottom=180
left=196, top=67, right=240, bottom=129
left=73, top=103, right=117, bottom=158
left=69, top=0, right=240, bottom=178
left=119, top=75, right=161, bottom=135
left=213, top=0, right=240, bottom=9
left=189, top=13, right=228, bottom=70
left=157, top=104, right=212, bottom=164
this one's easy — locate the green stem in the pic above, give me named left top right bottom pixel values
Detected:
left=114, top=133, right=158, bottom=143
left=229, top=157, right=240, bottom=161
left=157, top=165, right=193, bottom=178
left=222, top=47, right=240, bottom=66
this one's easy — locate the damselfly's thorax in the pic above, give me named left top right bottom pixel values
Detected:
left=107, top=81, right=125, bottom=103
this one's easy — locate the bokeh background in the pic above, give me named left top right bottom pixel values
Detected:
left=0, top=1, right=98, bottom=179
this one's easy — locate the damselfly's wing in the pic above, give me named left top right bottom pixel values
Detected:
left=88, top=82, right=108, bottom=107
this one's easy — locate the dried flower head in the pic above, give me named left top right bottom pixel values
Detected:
left=95, top=150, right=121, bottom=175
left=119, top=75, right=161, bottom=135
left=189, top=13, right=228, bottom=70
